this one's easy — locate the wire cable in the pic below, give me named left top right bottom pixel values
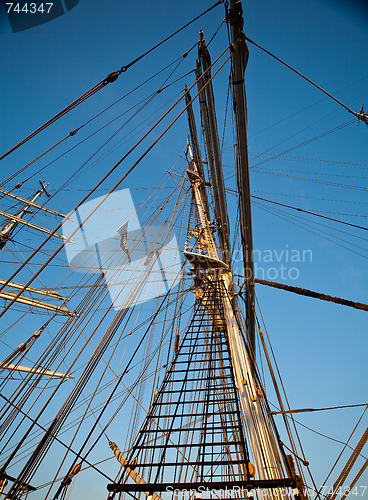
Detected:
left=251, top=195, right=368, bottom=231
left=244, top=36, right=368, bottom=125
left=0, top=393, right=115, bottom=483
left=0, top=1, right=224, bottom=163
left=0, top=51, right=196, bottom=189
left=117, top=1, right=224, bottom=74
left=0, top=43, right=233, bottom=317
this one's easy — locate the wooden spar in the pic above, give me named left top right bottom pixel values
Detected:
left=254, top=278, right=368, bottom=311
left=228, top=0, right=255, bottom=353
left=0, top=290, right=77, bottom=316
left=109, top=442, right=163, bottom=500
left=0, top=209, right=68, bottom=241
left=0, top=279, right=64, bottom=300
left=186, top=144, right=218, bottom=261
left=0, top=188, right=66, bottom=218
left=184, top=84, right=210, bottom=218
left=0, top=363, right=74, bottom=379
left=0, top=181, right=72, bottom=245
left=108, top=479, right=295, bottom=493
left=196, top=37, right=231, bottom=265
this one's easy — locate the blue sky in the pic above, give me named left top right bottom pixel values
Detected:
left=0, top=0, right=367, bottom=498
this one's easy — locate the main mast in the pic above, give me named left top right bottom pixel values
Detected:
left=107, top=12, right=296, bottom=497
left=184, top=96, right=294, bottom=497
left=228, top=0, right=256, bottom=352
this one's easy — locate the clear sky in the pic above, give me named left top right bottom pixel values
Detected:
left=0, top=0, right=367, bottom=498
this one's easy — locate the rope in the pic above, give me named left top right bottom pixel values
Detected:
left=253, top=202, right=368, bottom=260
left=327, top=427, right=368, bottom=500
left=251, top=196, right=368, bottom=231
left=227, top=190, right=368, bottom=230
left=244, top=36, right=368, bottom=125
left=0, top=81, right=106, bottom=162
left=46, top=182, right=187, bottom=496
left=270, top=403, right=368, bottom=414
left=52, top=277, right=185, bottom=500
left=119, top=1, right=224, bottom=73
left=0, top=43, right=233, bottom=318
left=254, top=291, right=319, bottom=496
left=0, top=1, right=224, bottom=163
left=341, top=459, right=368, bottom=498
left=0, top=393, right=114, bottom=483
left=249, top=120, right=356, bottom=170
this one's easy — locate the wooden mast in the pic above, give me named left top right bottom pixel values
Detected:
left=184, top=84, right=210, bottom=218
left=196, top=34, right=231, bottom=266
left=0, top=182, right=68, bottom=247
left=183, top=50, right=294, bottom=490
left=228, top=0, right=256, bottom=353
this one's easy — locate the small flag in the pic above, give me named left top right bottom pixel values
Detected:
left=116, top=221, right=131, bottom=264
left=144, top=250, right=155, bottom=267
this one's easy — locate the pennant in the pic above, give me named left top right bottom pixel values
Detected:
left=116, top=221, right=131, bottom=264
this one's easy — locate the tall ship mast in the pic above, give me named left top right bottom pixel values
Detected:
left=0, top=1, right=367, bottom=500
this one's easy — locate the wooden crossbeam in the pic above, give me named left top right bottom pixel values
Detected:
left=0, top=363, right=74, bottom=379
left=0, top=188, right=66, bottom=218
left=0, top=279, right=64, bottom=300
left=0, top=209, right=69, bottom=241
left=107, top=478, right=295, bottom=493
left=0, top=291, right=77, bottom=316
